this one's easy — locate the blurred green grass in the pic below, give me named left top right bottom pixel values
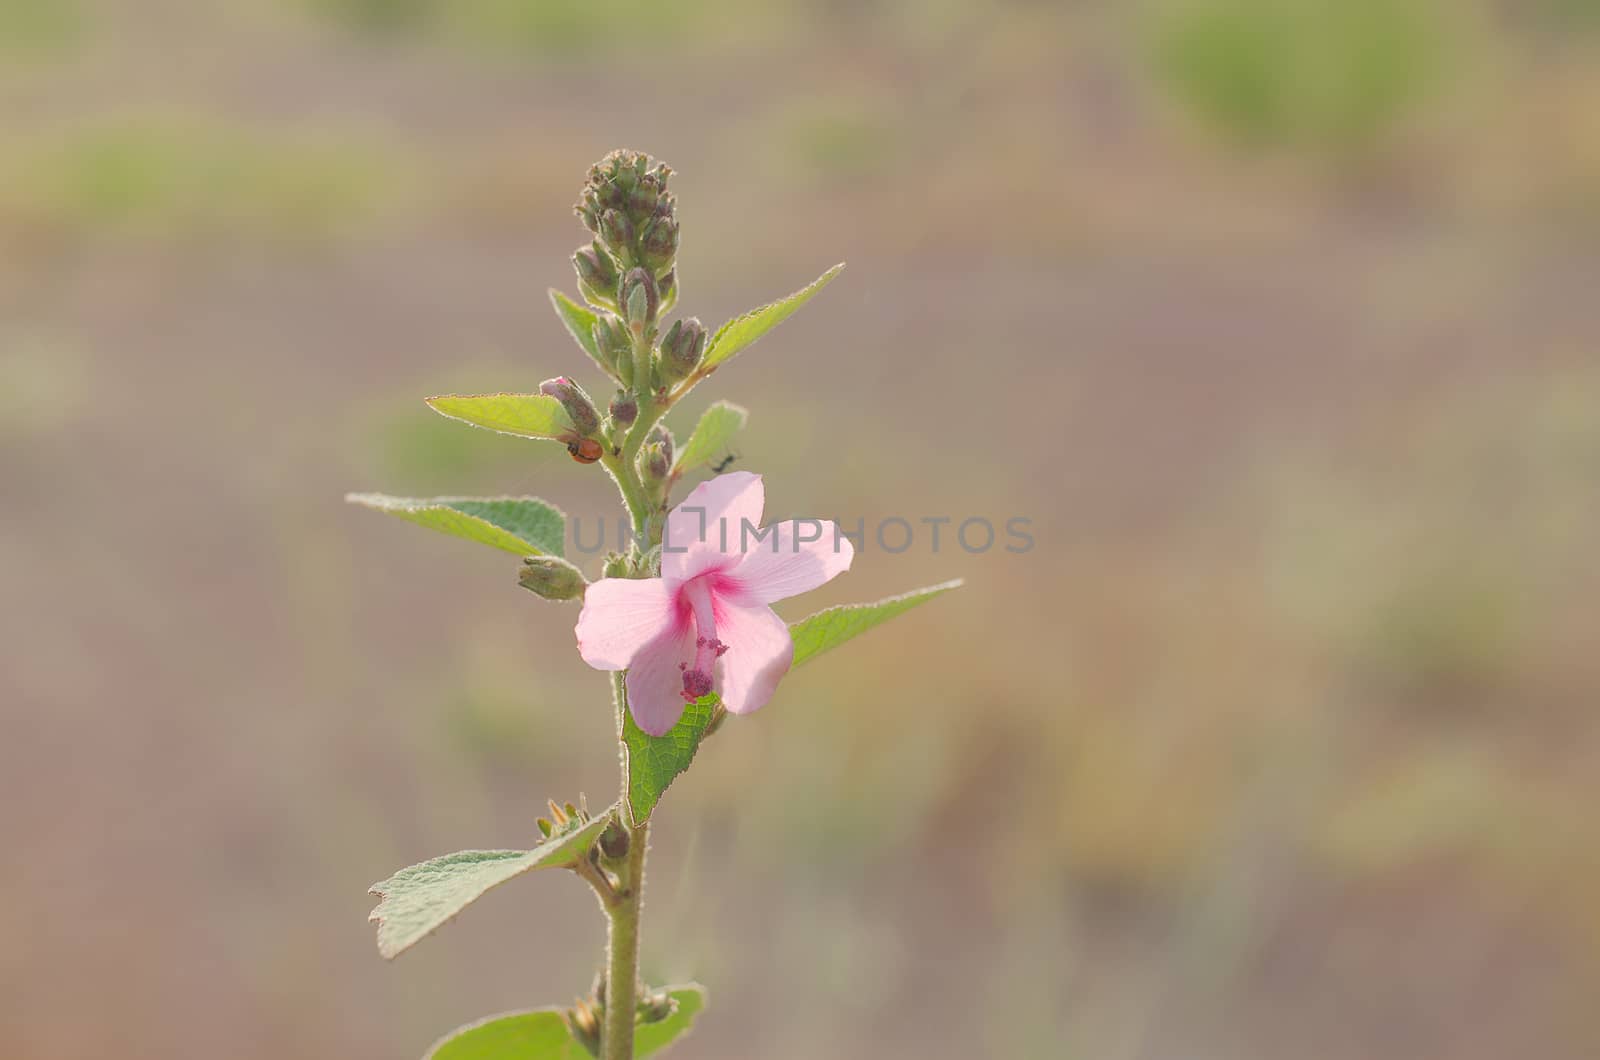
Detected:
left=1146, top=0, right=1448, bottom=153
left=0, top=116, right=422, bottom=242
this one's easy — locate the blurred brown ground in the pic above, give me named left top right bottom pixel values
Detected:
left=3, top=1, right=1600, bottom=1058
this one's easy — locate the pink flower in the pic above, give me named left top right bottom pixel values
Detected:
left=575, top=471, right=854, bottom=735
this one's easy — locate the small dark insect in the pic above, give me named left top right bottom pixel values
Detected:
left=566, top=437, right=604, bottom=464
left=710, top=451, right=738, bottom=473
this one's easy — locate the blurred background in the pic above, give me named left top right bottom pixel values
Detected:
left=3, top=0, right=1599, bottom=1057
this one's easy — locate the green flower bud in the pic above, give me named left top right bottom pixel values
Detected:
left=638, top=215, right=679, bottom=275
left=563, top=999, right=602, bottom=1058
left=656, top=317, right=706, bottom=384
left=643, top=424, right=673, bottom=482
left=591, top=313, right=631, bottom=375
left=539, top=376, right=601, bottom=436
left=573, top=242, right=620, bottom=309
left=656, top=268, right=678, bottom=314
left=599, top=209, right=634, bottom=260
left=619, top=267, right=658, bottom=338
left=608, top=391, right=638, bottom=428
left=519, top=556, right=587, bottom=602
left=627, top=173, right=664, bottom=224
left=598, top=819, right=629, bottom=859
left=636, top=989, right=676, bottom=1025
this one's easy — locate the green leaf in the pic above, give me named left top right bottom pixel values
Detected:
left=425, top=1008, right=577, bottom=1060
left=346, top=494, right=567, bottom=557
left=702, top=262, right=844, bottom=371
left=790, top=579, right=964, bottom=668
left=424, top=985, right=707, bottom=1060
left=672, top=400, right=748, bottom=477
left=622, top=693, right=717, bottom=825
left=549, top=289, right=610, bottom=375
left=427, top=393, right=576, bottom=441
left=369, top=809, right=612, bottom=959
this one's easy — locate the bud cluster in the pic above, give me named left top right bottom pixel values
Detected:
left=569, top=150, right=707, bottom=397
left=540, top=151, right=716, bottom=573
left=575, top=149, right=680, bottom=283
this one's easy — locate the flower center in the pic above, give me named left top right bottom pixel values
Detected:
left=677, top=576, right=727, bottom=703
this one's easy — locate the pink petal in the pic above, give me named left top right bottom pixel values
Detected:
left=626, top=619, right=698, bottom=736
left=661, top=471, right=765, bottom=587
left=722, top=518, right=855, bottom=605
left=575, top=576, right=682, bottom=671
left=711, top=597, right=793, bottom=716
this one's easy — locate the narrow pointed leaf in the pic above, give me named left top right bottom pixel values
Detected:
left=549, top=289, right=610, bottom=375
left=672, top=401, right=747, bottom=477
left=346, top=494, right=567, bottom=557
left=369, top=809, right=612, bottom=959
left=622, top=693, right=717, bottom=825
left=790, top=579, right=964, bottom=668
left=702, top=263, right=844, bottom=371
left=427, top=393, right=576, bottom=441
left=424, top=985, right=707, bottom=1059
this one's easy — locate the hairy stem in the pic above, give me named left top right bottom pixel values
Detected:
left=600, top=450, right=651, bottom=536
left=600, top=819, right=648, bottom=1060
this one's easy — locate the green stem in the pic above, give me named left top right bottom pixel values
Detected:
left=593, top=353, right=673, bottom=1060
left=601, top=450, right=651, bottom=537
left=600, top=819, right=648, bottom=1060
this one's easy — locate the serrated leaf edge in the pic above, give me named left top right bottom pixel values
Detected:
left=790, top=578, right=965, bottom=668
left=425, top=392, right=577, bottom=441
left=368, top=808, right=613, bottom=959
left=703, top=262, right=845, bottom=369
left=548, top=288, right=609, bottom=371
left=672, top=400, right=749, bottom=475
left=344, top=493, right=569, bottom=557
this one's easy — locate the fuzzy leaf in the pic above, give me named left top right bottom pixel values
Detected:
left=672, top=401, right=748, bottom=477
left=702, top=263, right=844, bottom=371
left=622, top=693, right=717, bottom=825
left=369, top=810, right=612, bottom=959
left=346, top=494, right=567, bottom=557
left=790, top=579, right=964, bottom=668
left=427, top=393, right=576, bottom=441
left=424, top=985, right=707, bottom=1060
left=549, top=289, right=610, bottom=375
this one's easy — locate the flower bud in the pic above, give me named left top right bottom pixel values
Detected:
left=619, top=267, right=658, bottom=337
left=591, top=313, right=631, bottom=375
left=638, top=215, right=678, bottom=275
left=608, top=391, right=638, bottom=428
left=598, top=819, right=629, bottom=859
left=572, top=242, right=620, bottom=308
left=599, top=209, right=634, bottom=259
left=643, top=424, right=673, bottom=482
left=563, top=999, right=602, bottom=1057
left=519, top=555, right=586, bottom=602
left=656, top=268, right=678, bottom=314
left=626, top=173, right=662, bottom=222
left=577, top=150, right=673, bottom=238
left=637, top=989, right=676, bottom=1025
left=539, top=376, right=601, bottom=437
left=656, top=317, right=706, bottom=384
